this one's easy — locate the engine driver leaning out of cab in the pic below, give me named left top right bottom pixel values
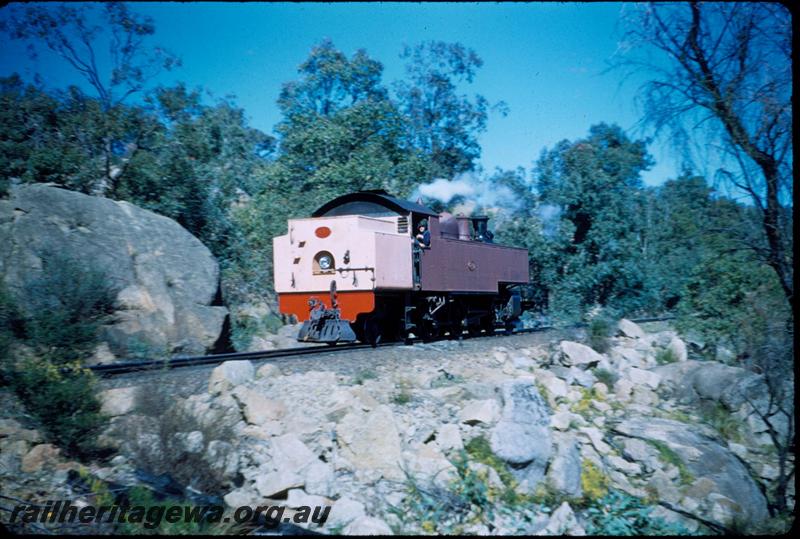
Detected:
left=416, top=220, right=431, bottom=248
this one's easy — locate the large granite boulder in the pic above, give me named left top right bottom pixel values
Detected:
left=0, top=184, right=228, bottom=355
left=611, top=416, right=769, bottom=526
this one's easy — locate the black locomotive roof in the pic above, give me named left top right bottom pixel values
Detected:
left=312, top=190, right=438, bottom=218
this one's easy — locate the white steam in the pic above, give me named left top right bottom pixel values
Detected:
left=411, top=174, right=521, bottom=217
left=537, top=204, right=562, bottom=238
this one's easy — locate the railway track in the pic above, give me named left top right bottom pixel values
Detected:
left=85, top=316, right=674, bottom=378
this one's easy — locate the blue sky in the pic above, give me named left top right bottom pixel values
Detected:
left=0, top=2, right=680, bottom=186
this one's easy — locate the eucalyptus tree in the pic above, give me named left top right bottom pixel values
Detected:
left=618, top=1, right=793, bottom=309
left=534, top=123, right=653, bottom=316
left=1, top=2, right=180, bottom=195
left=395, top=41, right=506, bottom=179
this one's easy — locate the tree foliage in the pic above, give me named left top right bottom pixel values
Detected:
left=534, top=123, right=653, bottom=316
left=618, top=1, right=793, bottom=308
left=396, top=41, right=505, bottom=179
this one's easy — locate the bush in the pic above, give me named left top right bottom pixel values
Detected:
left=587, top=316, right=615, bottom=353
left=119, top=383, right=235, bottom=495
left=5, top=358, right=107, bottom=457
left=696, top=401, right=743, bottom=444
left=592, top=368, right=617, bottom=390
left=580, top=460, right=610, bottom=503
left=646, top=440, right=694, bottom=486
left=388, top=451, right=494, bottom=534
left=0, top=283, right=25, bottom=369
left=24, top=252, right=117, bottom=364
left=584, top=490, right=696, bottom=535
left=655, top=347, right=679, bottom=365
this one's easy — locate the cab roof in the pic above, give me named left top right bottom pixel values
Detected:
left=312, top=190, right=439, bottom=218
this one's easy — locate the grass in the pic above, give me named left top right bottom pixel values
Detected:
left=570, top=387, right=605, bottom=418
left=430, top=371, right=466, bottom=388
left=392, top=388, right=413, bottom=405
left=655, top=347, right=679, bottom=365
left=592, top=368, right=617, bottom=390
left=646, top=440, right=694, bottom=486
left=587, top=317, right=615, bottom=354
left=351, top=369, right=378, bottom=385
left=696, top=401, right=743, bottom=443
left=580, top=460, right=610, bottom=503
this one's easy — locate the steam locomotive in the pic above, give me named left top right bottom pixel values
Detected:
left=273, top=190, right=530, bottom=344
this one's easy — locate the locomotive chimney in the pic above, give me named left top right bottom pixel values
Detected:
left=456, top=215, right=472, bottom=240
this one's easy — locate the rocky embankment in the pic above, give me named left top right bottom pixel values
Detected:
left=1, top=320, right=793, bottom=534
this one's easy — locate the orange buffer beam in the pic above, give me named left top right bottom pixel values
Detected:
left=278, top=291, right=375, bottom=322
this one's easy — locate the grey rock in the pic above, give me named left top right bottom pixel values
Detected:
left=559, top=341, right=604, bottom=367
left=617, top=319, right=645, bottom=339
left=612, top=416, right=769, bottom=526
left=490, top=378, right=552, bottom=474
left=208, top=361, right=254, bottom=394
left=546, top=434, right=582, bottom=497
left=0, top=184, right=227, bottom=355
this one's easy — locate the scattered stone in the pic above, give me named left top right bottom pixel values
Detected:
left=559, top=341, right=604, bottom=367
left=285, top=488, right=329, bottom=508
left=667, top=336, right=688, bottom=362
left=625, top=367, right=661, bottom=389
left=21, top=443, right=61, bottom=473
left=546, top=435, right=582, bottom=498
left=459, top=399, right=500, bottom=426
left=99, top=387, right=138, bottom=417
left=541, top=502, right=585, bottom=535
left=232, top=386, right=286, bottom=425
left=343, top=515, right=393, bottom=535
left=255, top=469, right=304, bottom=498
left=256, top=363, right=282, bottom=379
left=208, top=360, right=255, bottom=394
left=326, top=497, right=366, bottom=530
left=336, top=405, right=404, bottom=481
left=436, top=423, right=463, bottom=452
left=490, top=379, right=552, bottom=471
left=617, top=319, right=645, bottom=339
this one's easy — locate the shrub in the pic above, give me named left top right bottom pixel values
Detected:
left=580, top=460, right=610, bottom=502
left=0, top=283, right=25, bottom=373
left=584, top=490, right=697, bottom=535
left=464, top=436, right=516, bottom=492
left=587, top=316, right=614, bottom=354
left=387, top=451, right=494, bottom=534
left=646, top=440, right=694, bottom=486
left=5, top=358, right=107, bottom=458
left=592, top=368, right=617, bottom=390
left=429, top=370, right=465, bottom=388
left=114, top=486, right=245, bottom=535
left=351, top=369, right=378, bottom=385
left=655, top=347, right=678, bottom=365
left=570, top=387, right=605, bottom=418
left=24, top=252, right=117, bottom=364
left=119, top=383, right=235, bottom=495
left=696, top=401, right=743, bottom=444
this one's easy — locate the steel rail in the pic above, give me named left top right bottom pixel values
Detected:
left=84, top=315, right=675, bottom=377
